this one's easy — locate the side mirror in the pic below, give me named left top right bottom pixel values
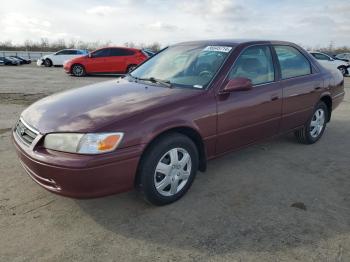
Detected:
left=221, top=77, right=253, bottom=93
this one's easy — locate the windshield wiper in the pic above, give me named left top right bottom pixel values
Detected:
left=129, top=75, right=172, bottom=88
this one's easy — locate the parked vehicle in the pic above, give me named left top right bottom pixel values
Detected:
left=37, top=49, right=88, bottom=67
left=0, top=56, right=20, bottom=65
left=10, top=56, right=32, bottom=64
left=13, top=40, right=344, bottom=205
left=63, top=47, right=148, bottom=76
left=9, top=56, right=24, bottom=65
left=335, top=53, right=350, bottom=62
left=310, top=51, right=350, bottom=76
left=0, top=59, right=4, bottom=66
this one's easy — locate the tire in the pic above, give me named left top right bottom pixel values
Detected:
left=126, top=64, right=137, bottom=73
left=294, top=101, right=328, bottom=144
left=44, top=58, right=52, bottom=67
left=138, top=133, right=199, bottom=205
left=71, top=64, right=86, bottom=77
left=338, top=66, right=347, bottom=76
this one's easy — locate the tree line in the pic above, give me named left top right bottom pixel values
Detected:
left=0, top=38, right=162, bottom=52
left=0, top=38, right=349, bottom=54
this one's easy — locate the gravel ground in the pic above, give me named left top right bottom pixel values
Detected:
left=0, top=64, right=349, bottom=262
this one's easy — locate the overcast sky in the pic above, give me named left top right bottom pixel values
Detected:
left=0, top=0, right=349, bottom=47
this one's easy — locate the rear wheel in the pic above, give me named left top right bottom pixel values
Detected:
left=295, top=101, right=328, bottom=144
left=338, top=66, right=347, bottom=76
left=44, top=58, right=52, bottom=67
left=138, top=133, right=199, bottom=205
left=71, top=64, right=86, bottom=77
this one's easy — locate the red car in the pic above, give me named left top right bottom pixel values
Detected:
left=63, top=47, right=148, bottom=76
left=14, top=40, right=344, bottom=205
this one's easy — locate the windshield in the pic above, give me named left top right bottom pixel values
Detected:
left=129, top=44, right=232, bottom=89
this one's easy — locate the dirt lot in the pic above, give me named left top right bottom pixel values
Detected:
left=0, top=64, right=349, bottom=262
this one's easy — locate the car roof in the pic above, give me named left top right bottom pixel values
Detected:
left=174, top=39, right=296, bottom=47
left=94, top=46, right=141, bottom=52
left=59, top=49, right=87, bottom=51
left=310, top=51, right=329, bottom=55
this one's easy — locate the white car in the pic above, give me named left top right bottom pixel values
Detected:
left=310, top=51, right=350, bottom=76
left=37, top=49, right=88, bottom=67
left=335, top=53, right=350, bottom=62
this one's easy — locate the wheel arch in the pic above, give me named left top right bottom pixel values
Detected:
left=134, top=126, right=207, bottom=187
left=320, top=94, right=332, bottom=122
left=44, top=57, right=53, bottom=65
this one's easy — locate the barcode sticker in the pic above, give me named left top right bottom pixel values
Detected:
left=203, top=46, right=232, bottom=53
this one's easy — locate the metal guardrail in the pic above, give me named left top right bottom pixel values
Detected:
left=0, top=51, right=53, bottom=61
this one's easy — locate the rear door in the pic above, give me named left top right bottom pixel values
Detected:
left=216, top=45, right=282, bottom=154
left=108, top=48, right=136, bottom=73
left=273, top=45, right=322, bottom=132
left=107, top=48, right=126, bottom=73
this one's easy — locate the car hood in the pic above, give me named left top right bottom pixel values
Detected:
left=66, top=55, right=87, bottom=63
left=21, top=78, right=201, bottom=134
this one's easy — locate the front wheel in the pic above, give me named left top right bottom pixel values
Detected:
left=44, top=58, right=52, bottom=67
left=71, top=64, right=86, bottom=77
left=294, top=101, right=328, bottom=144
left=138, top=133, right=199, bottom=205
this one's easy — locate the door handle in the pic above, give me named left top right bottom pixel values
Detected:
left=311, top=86, right=321, bottom=93
left=271, top=94, right=279, bottom=101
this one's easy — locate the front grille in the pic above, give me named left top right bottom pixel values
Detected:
left=15, top=119, right=38, bottom=146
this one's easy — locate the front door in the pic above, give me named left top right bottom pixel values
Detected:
left=86, top=48, right=111, bottom=73
left=216, top=45, right=282, bottom=154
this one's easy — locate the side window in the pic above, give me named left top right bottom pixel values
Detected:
left=312, top=53, right=329, bottom=61
left=91, top=49, right=110, bottom=58
left=110, top=48, right=135, bottom=56
left=274, top=46, right=311, bottom=79
left=229, top=45, right=275, bottom=85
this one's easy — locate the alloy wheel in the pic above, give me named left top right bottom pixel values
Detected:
left=72, top=65, right=84, bottom=76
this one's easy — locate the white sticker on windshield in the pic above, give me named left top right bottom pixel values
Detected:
left=193, top=85, right=203, bottom=89
left=203, top=46, right=232, bottom=53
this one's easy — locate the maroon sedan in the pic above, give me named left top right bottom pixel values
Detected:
left=13, top=40, right=345, bottom=205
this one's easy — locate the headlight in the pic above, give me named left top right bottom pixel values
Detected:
left=44, top=133, right=124, bottom=154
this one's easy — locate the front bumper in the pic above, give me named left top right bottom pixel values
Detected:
left=63, top=63, right=71, bottom=73
left=12, top=130, right=143, bottom=198
left=36, top=59, right=43, bottom=66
